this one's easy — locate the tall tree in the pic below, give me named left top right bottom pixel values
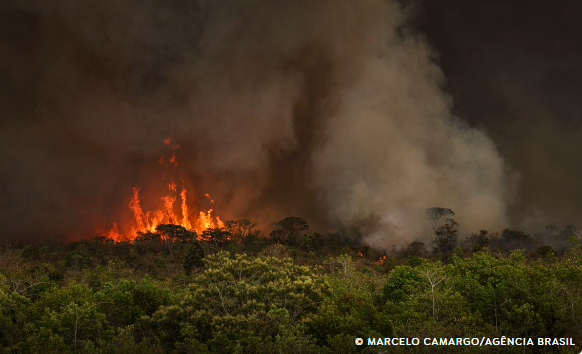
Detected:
left=426, top=207, right=459, bottom=255
left=269, top=217, right=309, bottom=246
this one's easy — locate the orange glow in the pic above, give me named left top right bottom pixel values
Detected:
left=169, top=154, right=178, bottom=166
left=216, top=216, right=225, bottom=229
left=128, top=187, right=148, bottom=233
left=106, top=222, right=122, bottom=242
left=205, top=193, right=215, bottom=204
left=376, top=255, right=387, bottom=265
left=180, top=188, right=192, bottom=230
left=196, top=209, right=223, bottom=231
left=162, top=196, right=177, bottom=224
left=358, top=252, right=363, bottom=257
left=104, top=138, right=223, bottom=242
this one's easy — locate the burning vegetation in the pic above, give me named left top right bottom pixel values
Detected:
left=105, top=139, right=224, bottom=242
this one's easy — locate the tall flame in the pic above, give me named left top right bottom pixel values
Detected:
left=181, top=188, right=192, bottom=230
left=104, top=138, right=223, bottom=241
left=106, top=222, right=122, bottom=242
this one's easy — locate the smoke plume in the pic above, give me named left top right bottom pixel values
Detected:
left=411, top=0, right=582, bottom=234
left=0, top=0, right=515, bottom=246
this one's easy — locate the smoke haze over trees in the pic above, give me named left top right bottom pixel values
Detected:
left=0, top=0, right=580, bottom=246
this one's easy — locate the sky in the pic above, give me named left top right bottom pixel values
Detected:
left=412, top=0, right=582, bottom=230
left=0, top=0, right=580, bottom=244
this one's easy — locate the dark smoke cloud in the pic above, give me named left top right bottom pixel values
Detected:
left=411, top=0, right=582, bottom=233
left=3, top=0, right=563, bottom=247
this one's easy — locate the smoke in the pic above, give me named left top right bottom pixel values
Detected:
left=411, top=0, right=582, bottom=233
left=0, top=0, right=515, bottom=246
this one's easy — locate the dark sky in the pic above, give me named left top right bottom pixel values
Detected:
left=0, top=0, right=581, bottom=242
left=411, top=0, right=582, bottom=229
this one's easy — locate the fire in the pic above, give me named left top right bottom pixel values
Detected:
left=376, top=255, right=387, bottom=265
left=161, top=196, right=177, bottom=223
left=196, top=208, right=224, bottom=232
left=106, top=222, right=123, bottom=242
left=104, top=138, right=224, bottom=242
left=180, top=188, right=192, bottom=230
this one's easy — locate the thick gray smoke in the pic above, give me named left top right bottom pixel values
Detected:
left=0, top=0, right=514, bottom=246
left=412, top=0, right=582, bottom=234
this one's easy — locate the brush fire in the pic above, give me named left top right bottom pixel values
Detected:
left=104, top=139, right=224, bottom=242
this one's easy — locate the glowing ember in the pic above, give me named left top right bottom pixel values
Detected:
left=169, top=154, right=178, bottom=166
left=104, top=138, right=223, bottom=242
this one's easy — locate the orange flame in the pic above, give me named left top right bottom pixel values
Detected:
left=129, top=187, right=148, bottom=233
left=216, top=216, right=225, bottom=229
left=162, top=196, right=177, bottom=224
left=169, top=154, right=178, bottom=166
left=197, top=209, right=222, bottom=231
left=104, top=138, right=223, bottom=241
left=116, top=186, right=223, bottom=241
left=106, top=222, right=123, bottom=242
left=180, top=188, right=192, bottom=230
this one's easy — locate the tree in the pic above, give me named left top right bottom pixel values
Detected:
left=468, top=230, right=490, bottom=252
left=200, top=228, right=232, bottom=249
left=534, top=245, right=556, bottom=258
left=183, top=242, right=205, bottom=275
left=421, top=264, right=448, bottom=320
left=133, top=231, right=163, bottom=255
left=191, top=252, right=328, bottom=320
left=43, top=301, right=107, bottom=353
left=425, top=207, right=455, bottom=230
left=434, top=220, right=459, bottom=255
left=299, top=233, right=325, bottom=252
left=269, top=217, right=309, bottom=246
left=498, top=228, right=535, bottom=251
left=383, top=262, right=481, bottom=341
left=155, top=224, right=196, bottom=243
left=426, top=207, right=459, bottom=255
left=96, top=276, right=172, bottom=329
left=154, top=224, right=197, bottom=255
left=309, top=256, right=392, bottom=350
left=224, top=219, right=257, bottom=244
left=30, top=283, right=109, bottom=353
left=402, top=241, right=428, bottom=258
left=157, top=252, right=328, bottom=352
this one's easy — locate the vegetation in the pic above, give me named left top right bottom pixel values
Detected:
left=0, top=217, right=581, bottom=353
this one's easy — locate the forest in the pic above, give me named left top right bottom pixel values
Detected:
left=1, top=216, right=581, bottom=354
left=2, top=0, right=581, bottom=352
